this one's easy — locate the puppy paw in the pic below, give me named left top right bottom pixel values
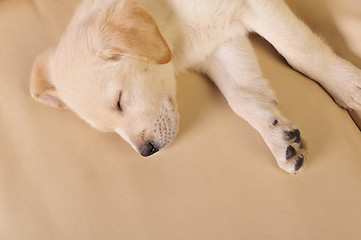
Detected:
left=266, top=121, right=306, bottom=174
left=322, top=63, right=361, bottom=110
left=276, top=129, right=306, bottom=174
left=328, top=81, right=361, bottom=110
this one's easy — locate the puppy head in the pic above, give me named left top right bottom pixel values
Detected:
left=30, top=0, right=178, bottom=156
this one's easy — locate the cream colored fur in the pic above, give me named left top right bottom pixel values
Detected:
left=30, top=0, right=361, bottom=173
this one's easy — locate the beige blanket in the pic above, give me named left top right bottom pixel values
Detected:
left=1, top=0, right=361, bottom=239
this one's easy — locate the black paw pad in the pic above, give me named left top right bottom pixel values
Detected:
left=272, top=120, right=279, bottom=126
left=286, top=145, right=296, bottom=160
left=295, top=155, right=304, bottom=171
left=285, top=129, right=301, bottom=143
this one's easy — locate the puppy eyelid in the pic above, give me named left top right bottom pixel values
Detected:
left=117, top=101, right=122, bottom=111
left=117, top=92, right=123, bottom=112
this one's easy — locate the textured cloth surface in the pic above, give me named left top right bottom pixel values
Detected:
left=1, top=0, right=361, bottom=239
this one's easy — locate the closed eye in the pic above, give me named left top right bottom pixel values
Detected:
left=117, top=92, right=123, bottom=112
left=117, top=101, right=123, bottom=111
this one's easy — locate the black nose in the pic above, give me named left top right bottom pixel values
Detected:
left=140, top=141, right=159, bottom=157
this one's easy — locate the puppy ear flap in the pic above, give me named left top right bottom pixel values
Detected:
left=30, top=49, right=68, bottom=109
left=101, top=0, right=172, bottom=64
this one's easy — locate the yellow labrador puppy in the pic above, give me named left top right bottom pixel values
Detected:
left=30, top=0, right=361, bottom=173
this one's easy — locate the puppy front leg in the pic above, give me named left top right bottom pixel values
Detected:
left=200, top=37, right=305, bottom=173
left=243, top=0, right=361, bottom=110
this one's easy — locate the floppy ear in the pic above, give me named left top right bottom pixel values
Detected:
left=30, top=49, right=67, bottom=109
left=101, top=0, right=172, bottom=64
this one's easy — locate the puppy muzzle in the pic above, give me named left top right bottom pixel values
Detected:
left=140, top=141, right=159, bottom=157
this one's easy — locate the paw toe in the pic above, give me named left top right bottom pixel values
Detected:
left=294, top=154, right=304, bottom=171
left=286, top=145, right=296, bottom=160
left=284, top=129, right=301, bottom=143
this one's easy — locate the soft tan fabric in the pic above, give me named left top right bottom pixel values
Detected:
left=0, top=0, right=361, bottom=239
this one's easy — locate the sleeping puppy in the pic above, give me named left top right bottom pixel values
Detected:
left=30, top=0, right=361, bottom=173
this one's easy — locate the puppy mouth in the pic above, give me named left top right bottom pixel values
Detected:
left=137, top=107, right=178, bottom=157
